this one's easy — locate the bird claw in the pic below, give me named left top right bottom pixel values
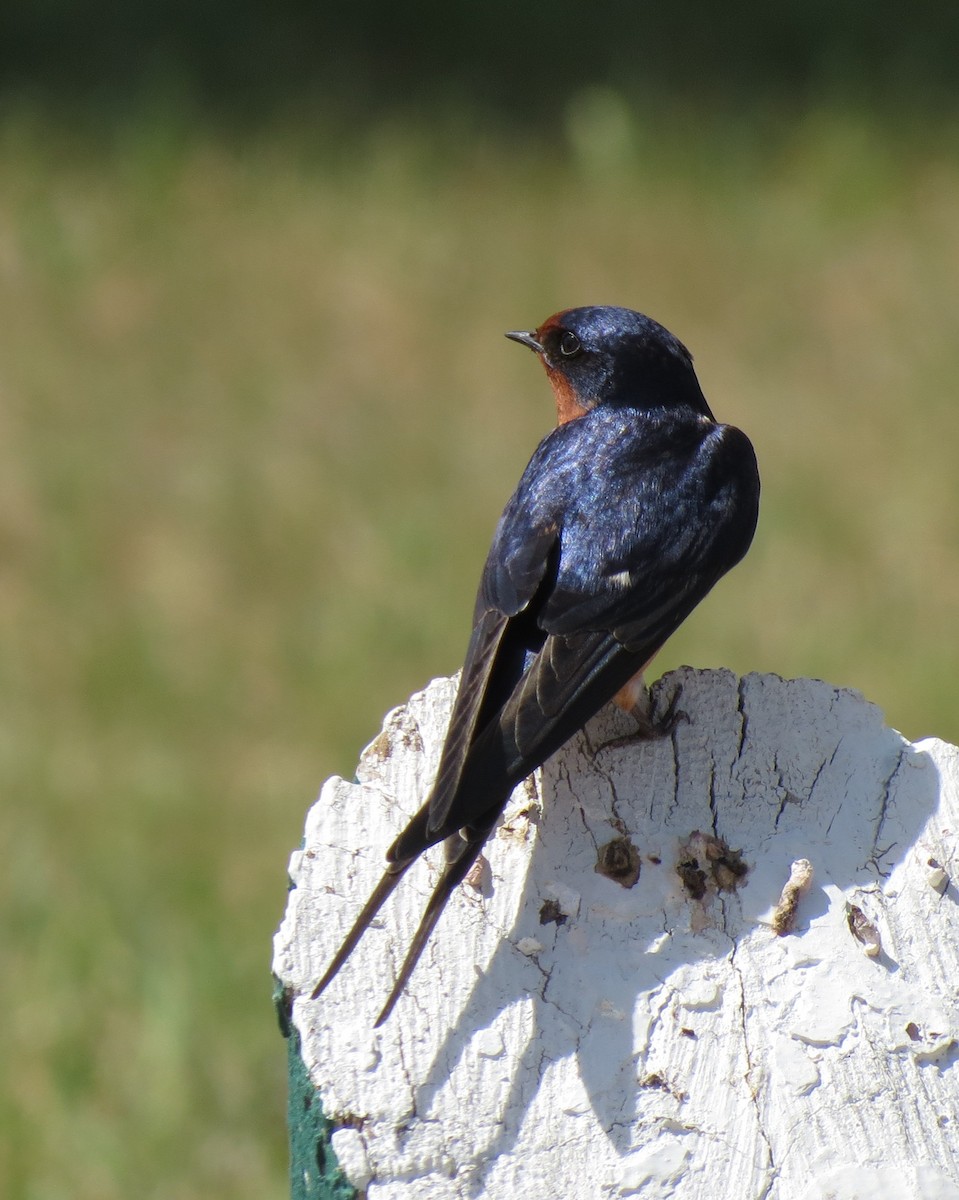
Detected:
left=599, top=683, right=688, bottom=752
left=643, top=682, right=689, bottom=738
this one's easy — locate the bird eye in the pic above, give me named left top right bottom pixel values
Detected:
left=559, top=331, right=582, bottom=358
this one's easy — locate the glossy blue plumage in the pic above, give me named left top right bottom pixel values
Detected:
left=312, top=305, right=760, bottom=1024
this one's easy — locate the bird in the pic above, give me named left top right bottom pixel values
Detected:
left=312, top=305, right=760, bottom=1025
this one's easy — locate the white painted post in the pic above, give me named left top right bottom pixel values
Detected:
left=273, top=668, right=959, bottom=1200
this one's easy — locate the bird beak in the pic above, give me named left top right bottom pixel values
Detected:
left=505, top=329, right=543, bottom=354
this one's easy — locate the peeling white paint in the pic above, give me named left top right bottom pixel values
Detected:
left=330, top=1129, right=372, bottom=1190
left=273, top=668, right=959, bottom=1199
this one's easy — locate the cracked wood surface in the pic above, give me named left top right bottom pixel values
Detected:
left=273, top=668, right=959, bottom=1200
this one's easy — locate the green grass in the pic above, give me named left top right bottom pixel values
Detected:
left=1, top=105, right=958, bottom=1198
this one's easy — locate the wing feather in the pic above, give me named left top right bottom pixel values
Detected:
left=423, top=609, right=510, bottom=836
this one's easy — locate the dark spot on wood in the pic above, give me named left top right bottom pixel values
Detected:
left=595, top=836, right=641, bottom=888
left=367, top=730, right=392, bottom=760
left=401, top=728, right=424, bottom=753
left=713, top=849, right=748, bottom=890
left=639, top=1072, right=686, bottom=1101
left=846, top=902, right=881, bottom=955
left=539, top=898, right=568, bottom=926
left=332, top=1111, right=366, bottom=1131
left=677, top=858, right=707, bottom=900
left=677, top=832, right=749, bottom=898
left=906, top=1022, right=921, bottom=1041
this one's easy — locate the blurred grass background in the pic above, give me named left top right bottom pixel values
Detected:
left=2, top=4, right=959, bottom=1197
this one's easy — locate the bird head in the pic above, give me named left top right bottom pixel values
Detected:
left=506, top=305, right=714, bottom=425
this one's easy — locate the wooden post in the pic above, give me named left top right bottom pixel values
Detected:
left=273, top=668, right=959, bottom=1199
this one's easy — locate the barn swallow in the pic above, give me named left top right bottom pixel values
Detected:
left=312, top=305, right=760, bottom=1025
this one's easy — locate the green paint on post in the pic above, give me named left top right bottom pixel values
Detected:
left=275, top=980, right=359, bottom=1200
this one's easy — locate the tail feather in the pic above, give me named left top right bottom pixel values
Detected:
left=311, top=857, right=415, bottom=1000
left=373, top=830, right=489, bottom=1027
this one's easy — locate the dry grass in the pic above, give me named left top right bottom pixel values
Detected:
left=1, top=106, right=957, bottom=1198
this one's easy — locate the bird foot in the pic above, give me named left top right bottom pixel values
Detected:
left=600, top=683, right=688, bottom=752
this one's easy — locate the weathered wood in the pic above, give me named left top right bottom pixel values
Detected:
left=273, top=668, right=959, bottom=1199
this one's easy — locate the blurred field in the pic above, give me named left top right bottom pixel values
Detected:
left=1, top=104, right=958, bottom=1199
